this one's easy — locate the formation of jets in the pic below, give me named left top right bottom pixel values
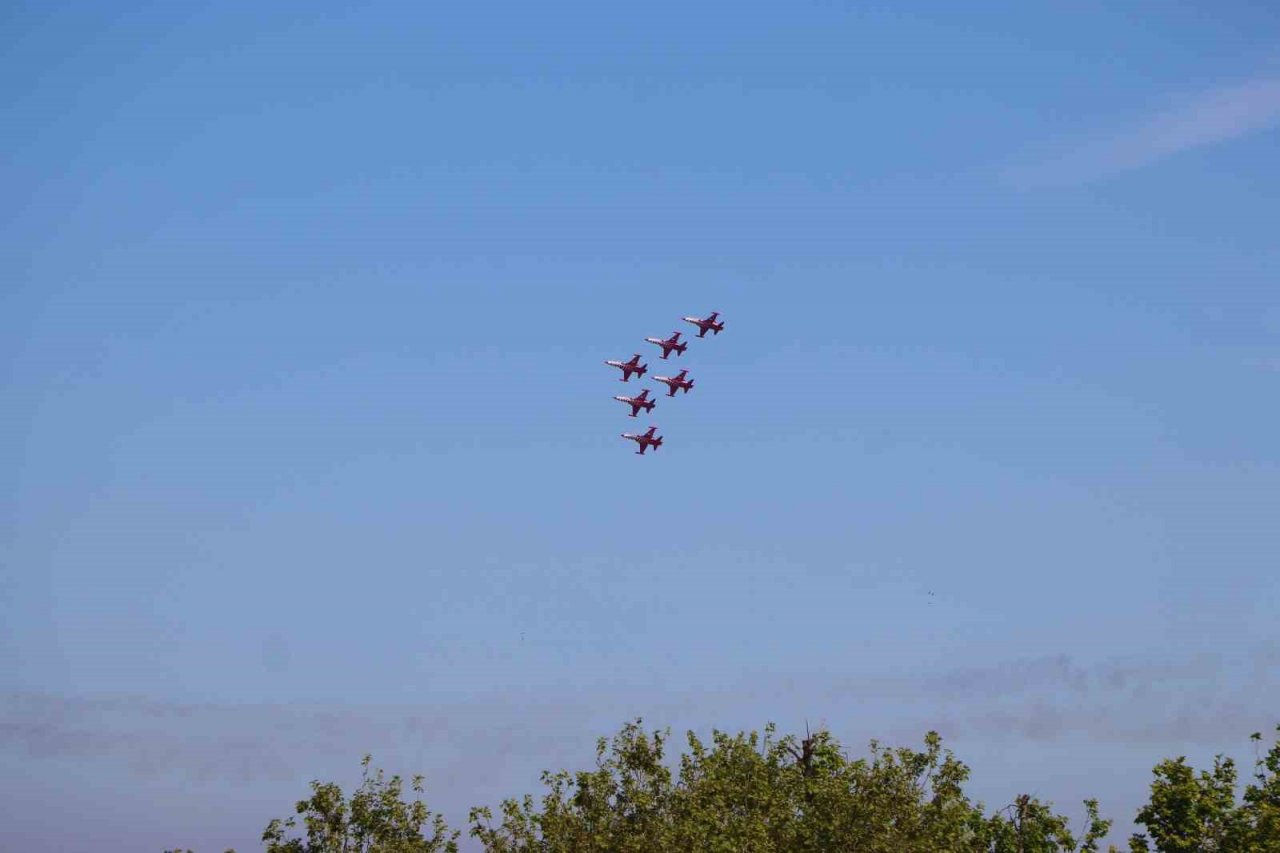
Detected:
left=604, top=312, right=725, bottom=455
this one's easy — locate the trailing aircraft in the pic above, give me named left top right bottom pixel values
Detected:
left=604, top=354, right=648, bottom=382
left=621, top=425, right=663, bottom=455
left=614, top=388, right=657, bottom=417
left=653, top=368, right=694, bottom=397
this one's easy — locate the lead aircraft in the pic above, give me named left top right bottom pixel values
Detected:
left=622, top=425, right=663, bottom=455
left=682, top=311, right=724, bottom=337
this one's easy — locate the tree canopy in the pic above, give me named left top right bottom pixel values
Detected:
left=262, top=754, right=459, bottom=853
left=1127, top=726, right=1280, bottom=852
left=237, top=721, right=1280, bottom=853
left=467, top=721, right=1109, bottom=853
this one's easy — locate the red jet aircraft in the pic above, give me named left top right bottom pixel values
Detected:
left=653, top=368, right=694, bottom=397
left=604, top=354, right=648, bottom=382
left=645, top=331, right=688, bottom=359
left=614, top=388, right=657, bottom=417
left=682, top=311, right=724, bottom=337
left=622, top=425, right=663, bottom=455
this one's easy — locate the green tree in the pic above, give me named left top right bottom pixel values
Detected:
left=1128, top=725, right=1280, bottom=852
left=1240, top=725, right=1280, bottom=849
left=469, top=720, right=676, bottom=853
left=262, top=754, right=459, bottom=853
left=169, top=720, right=1280, bottom=853
left=469, top=719, right=1113, bottom=852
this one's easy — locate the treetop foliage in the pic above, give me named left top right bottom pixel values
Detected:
left=467, top=721, right=1108, bottom=853
left=262, top=754, right=459, bottom=853
left=1127, top=725, right=1280, bottom=852
left=184, top=721, right=1280, bottom=852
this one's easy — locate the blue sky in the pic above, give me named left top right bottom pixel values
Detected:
left=3, top=1, right=1279, bottom=849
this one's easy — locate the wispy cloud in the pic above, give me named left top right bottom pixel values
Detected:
left=1243, top=355, right=1280, bottom=372
left=4, top=643, right=1276, bottom=783
left=1007, top=77, right=1280, bottom=187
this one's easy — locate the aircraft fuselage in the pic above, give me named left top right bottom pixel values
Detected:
left=621, top=427, right=662, bottom=454
left=645, top=334, right=687, bottom=359
left=605, top=357, right=647, bottom=381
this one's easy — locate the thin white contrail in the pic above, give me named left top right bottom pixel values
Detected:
left=1006, top=76, right=1280, bottom=188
